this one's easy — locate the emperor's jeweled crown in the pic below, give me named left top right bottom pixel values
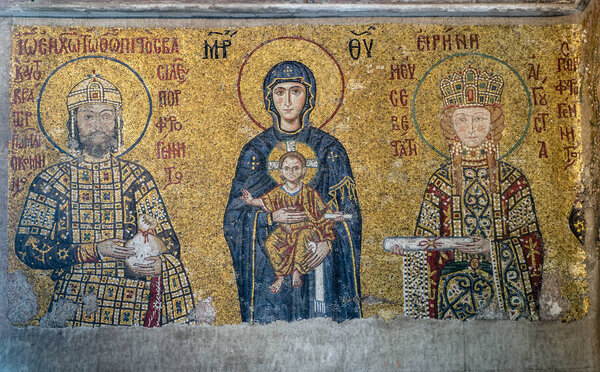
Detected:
left=67, top=74, right=122, bottom=111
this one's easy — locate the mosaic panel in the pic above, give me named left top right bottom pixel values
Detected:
left=6, top=24, right=587, bottom=326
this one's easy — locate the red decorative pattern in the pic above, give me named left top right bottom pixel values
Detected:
left=144, top=275, right=163, bottom=328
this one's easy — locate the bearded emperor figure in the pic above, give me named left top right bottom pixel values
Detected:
left=15, top=74, right=195, bottom=327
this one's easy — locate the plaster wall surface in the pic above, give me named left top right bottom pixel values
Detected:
left=0, top=4, right=599, bottom=371
left=0, top=318, right=598, bottom=371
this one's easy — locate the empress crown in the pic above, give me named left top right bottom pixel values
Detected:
left=440, top=67, right=503, bottom=108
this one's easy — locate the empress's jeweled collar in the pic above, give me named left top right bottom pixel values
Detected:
left=451, top=140, right=498, bottom=167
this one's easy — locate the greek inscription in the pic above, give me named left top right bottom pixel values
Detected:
left=563, top=145, right=579, bottom=170
left=528, top=62, right=540, bottom=81
left=11, top=88, right=35, bottom=105
left=10, top=132, right=42, bottom=150
left=416, top=30, right=479, bottom=52
left=557, top=102, right=577, bottom=118
left=534, top=113, right=549, bottom=133
left=538, top=140, right=548, bottom=158
left=157, top=141, right=186, bottom=160
left=557, top=42, right=578, bottom=73
left=390, top=138, right=418, bottom=157
left=10, top=154, right=46, bottom=171
left=390, top=89, right=409, bottom=107
left=14, top=59, right=42, bottom=83
left=10, top=176, right=28, bottom=197
left=348, top=39, right=373, bottom=60
left=202, top=40, right=231, bottom=59
left=391, top=115, right=410, bottom=136
left=560, top=127, right=575, bottom=142
left=158, top=89, right=181, bottom=107
left=12, top=111, right=34, bottom=128
left=390, top=61, right=416, bottom=80
left=531, top=87, right=548, bottom=106
left=155, top=116, right=183, bottom=137
left=157, top=58, right=189, bottom=84
left=554, top=79, right=578, bottom=96
left=17, top=35, right=179, bottom=56
left=164, top=166, right=184, bottom=188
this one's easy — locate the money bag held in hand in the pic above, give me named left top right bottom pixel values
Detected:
left=125, top=214, right=166, bottom=267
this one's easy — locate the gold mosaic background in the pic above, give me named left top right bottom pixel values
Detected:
left=7, top=24, right=587, bottom=325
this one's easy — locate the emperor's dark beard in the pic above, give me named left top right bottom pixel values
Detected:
left=79, top=133, right=118, bottom=159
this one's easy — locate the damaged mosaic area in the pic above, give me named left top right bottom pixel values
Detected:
left=7, top=24, right=587, bottom=326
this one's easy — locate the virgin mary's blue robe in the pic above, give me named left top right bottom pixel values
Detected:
left=223, top=124, right=362, bottom=323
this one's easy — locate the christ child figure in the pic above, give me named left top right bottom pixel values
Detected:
left=241, top=151, right=345, bottom=293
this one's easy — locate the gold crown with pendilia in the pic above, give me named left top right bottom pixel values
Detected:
left=440, top=66, right=503, bottom=108
left=67, top=73, right=122, bottom=111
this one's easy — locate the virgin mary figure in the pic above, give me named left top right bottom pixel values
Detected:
left=404, top=67, right=544, bottom=320
left=224, top=61, right=362, bottom=323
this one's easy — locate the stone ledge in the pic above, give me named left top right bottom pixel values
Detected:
left=0, top=2, right=590, bottom=19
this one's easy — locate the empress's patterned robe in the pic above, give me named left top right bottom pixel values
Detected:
left=15, top=156, right=195, bottom=326
left=405, top=160, right=543, bottom=320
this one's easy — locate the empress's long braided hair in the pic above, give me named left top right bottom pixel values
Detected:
left=440, top=104, right=505, bottom=195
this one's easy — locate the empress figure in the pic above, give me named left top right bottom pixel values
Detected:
left=405, top=67, right=543, bottom=320
left=224, top=61, right=362, bottom=323
left=15, top=75, right=195, bottom=326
